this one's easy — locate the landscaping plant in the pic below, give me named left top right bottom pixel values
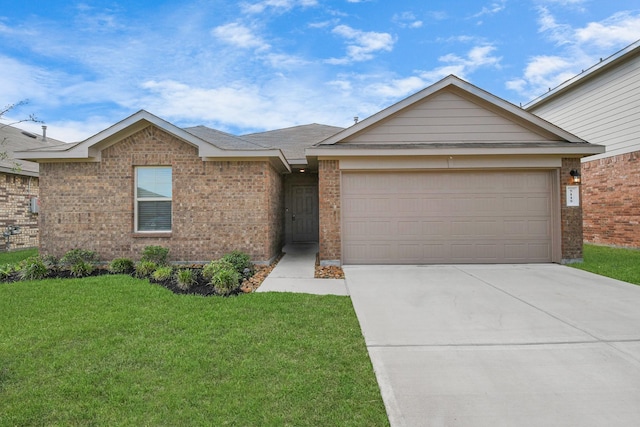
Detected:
left=221, top=250, right=254, bottom=278
left=175, top=268, right=197, bottom=290
left=18, top=256, right=49, bottom=281
left=141, top=245, right=170, bottom=266
left=203, top=259, right=241, bottom=295
left=108, top=258, right=135, bottom=275
left=60, top=249, right=98, bottom=276
left=152, top=266, right=173, bottom=282
left=134, top=260, right=158, bottom=279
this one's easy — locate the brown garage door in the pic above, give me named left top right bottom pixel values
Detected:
left=342, top=170, right=553, bottom=264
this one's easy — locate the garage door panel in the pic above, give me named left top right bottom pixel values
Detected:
left=342, top=171, right=554, bottom=264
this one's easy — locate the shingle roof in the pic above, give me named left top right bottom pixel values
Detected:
left=0, top=124, right=67, bottom=176
left=183, top=126, right=270, bottom=151
left=241, top=123, right=344, bottom=162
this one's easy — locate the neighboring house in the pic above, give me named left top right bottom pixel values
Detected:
left=525, top=40, right=640, bottom=249
left=0, top=124, right=65, bottom=251
left=17, top=75, right=603, bottom=265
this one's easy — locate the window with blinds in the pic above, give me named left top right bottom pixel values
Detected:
left=135, top=167, right=172, bottom=232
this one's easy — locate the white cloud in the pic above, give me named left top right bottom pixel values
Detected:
left=393, top=12, right=423, bottom=29
left=368, top=76, right=427, bottom=98
left=241, top=0, right=318, bottom=14
left=211, top=23, right=270, bottom=50
left=328, top=25, right=395, bottom=64
left=472, top=0, right=507, bottom=18
left=509, top=9, right=640, bottom=100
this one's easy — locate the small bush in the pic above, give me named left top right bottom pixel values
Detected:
left=221, top=250, right=254, bottom=278
left=152, top=266, right=173, bottom=282
left=204, top=259, right=241, bottom=295
left=0, top=263, right=17, bottom=281
left=135, top=261, right=158, bottom=279
left=141, top=246, right=170, bottom=266
left=70, top=261, right=94, bottom=278
left=40, top=255, right=59, bottom=271
left=60, top=249, right=98, bottom=267
left=175, top=269, right=197, bottom=291
left=18, top=256, right=49, bottom=281
left=109, top=258, right=135, bottom=275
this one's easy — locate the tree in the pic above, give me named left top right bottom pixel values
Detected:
left=0, top=100, right=43, bottom=167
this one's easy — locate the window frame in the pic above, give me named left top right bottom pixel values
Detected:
left=134, top=166, right=173, bottom=233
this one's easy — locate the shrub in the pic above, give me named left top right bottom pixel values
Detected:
left=203, top=259, right=241, bottom=295
left=0, top=263, right=17, bottom=281
left=60, top=249, right=98, bottom=266
left=152, top=266, right=173, bottom=282
left=41, top=255, right=59, bottom=271
left=175, top=268, right=197, bottom=291
left=141, top=246, right=170, bottom=266
left=135, top=261, right=158, bottom=279
left=70, top=261, right=94, bottom=278
left=18, top=256, right=49, bottom=281
left=221, top=250, right=254, bottom=278
left=109, top=258, right=135, bottom=275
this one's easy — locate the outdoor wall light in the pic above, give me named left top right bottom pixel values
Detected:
left=570, top=169, right=581, bottom=184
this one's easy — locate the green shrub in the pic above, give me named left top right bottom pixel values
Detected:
left=175, top=269, right=197, bottom=291
left=221, top=250, right=254, bottom=277
left=70, top=261, right=94, bottom=278
left=40, top=255, right=59, bottom=270
left=109, top=258, right=135, bottom=274
left=203, top=259, right=241, bottom=295
left=141, top=246, right=170, bottom=266
left=152, top=266, right=173, bottom=282
left=18, top=256, right=49, bottom=281
left=135, top=261, right=158, bottom=279
left=60, top=249, right=98, bottom=266
left=0, top=263, right=17, bottom=281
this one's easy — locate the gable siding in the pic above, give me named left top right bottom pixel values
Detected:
left=345, top=90, right=552, bottom=144
left=530, top=54, right=640, bottom=160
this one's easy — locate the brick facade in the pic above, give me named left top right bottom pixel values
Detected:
left=318, top=160, right=341, bottom=265
left=582, top=151, right=640, bottom=248
left=560, top=158, right=584, bottom=262
left=0, top=172, right=39, bottom=251
left=39, top=125, right=283, bottom=263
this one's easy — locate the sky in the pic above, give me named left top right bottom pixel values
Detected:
left=1, top=0, right=639, bottom=142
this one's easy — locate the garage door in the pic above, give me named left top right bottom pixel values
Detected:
left=342, top=171, right=554, bottom=264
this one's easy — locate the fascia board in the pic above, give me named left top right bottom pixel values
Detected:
left=203, top=149, right=291, bottom=173
left=307, top=145, right=605, bottom=157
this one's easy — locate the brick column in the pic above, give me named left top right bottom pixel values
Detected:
left=318, top=160, right=341, bottom=265
left=560, top=158, right=583, bottom=262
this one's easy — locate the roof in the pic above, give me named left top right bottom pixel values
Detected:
left=241, top=124, right=344, bottom=164
left=0, top=123, right=66, bottom=176
left=16, top=110, right=291, bottom=172
left=524, top=39, right=640, bottom=110
left=308, top=75, right=604, bottom=158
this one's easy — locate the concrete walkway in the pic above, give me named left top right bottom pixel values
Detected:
left=256, top=243, right=348, bottom=296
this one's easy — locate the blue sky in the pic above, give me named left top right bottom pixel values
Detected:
left=1, top=0, right=639, bottom=142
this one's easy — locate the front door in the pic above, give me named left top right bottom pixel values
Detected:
left=291, top=185, right=319, bottom=242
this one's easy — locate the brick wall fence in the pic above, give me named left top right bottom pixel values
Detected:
left=39, top=125, right=282, bottom=263
left=318, top=160, right=341, bottom=265
left=0, top=172, right=39, bottom=251
left=582, top=151, right=640, bottom=248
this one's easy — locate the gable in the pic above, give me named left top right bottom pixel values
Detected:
left=343, top=89, right=556, bottom=145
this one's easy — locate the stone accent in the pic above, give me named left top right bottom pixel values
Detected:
left=38, top=125, right=282, bottom=263
left=0, top=172, right=39, bottom=251
left=560, top=158, right=584, bottom=262
left=582, top=151, right=640, bottom=248
left=318, top=160, right=341, bottom=264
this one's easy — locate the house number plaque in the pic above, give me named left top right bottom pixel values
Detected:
left=566, top=186, right=580, bottom=207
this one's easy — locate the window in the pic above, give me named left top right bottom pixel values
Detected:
left=135, top=167, right=172, bottom=232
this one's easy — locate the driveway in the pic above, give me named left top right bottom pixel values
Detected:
left=344, top=264, right=640, bottom=427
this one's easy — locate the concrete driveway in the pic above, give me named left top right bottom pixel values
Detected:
left=344, top=264, right=640, bottom=427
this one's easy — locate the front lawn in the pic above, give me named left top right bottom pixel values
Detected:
left=0, top=276, right=388, bottom=426
left=571, top=244, right=640, bottom=285
left=0, top=248, right=38, bottom=265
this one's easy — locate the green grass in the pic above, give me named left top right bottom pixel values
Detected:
left=0, top=276, right=388, bottom=426
left=571, top=244, right=640, bottom=285
left=0, top=248, right=38, bottom=264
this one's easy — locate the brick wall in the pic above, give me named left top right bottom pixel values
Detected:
left=318, top=160, right=341, bottom=264
left=39, top=125, right=282, bottom=263
left=0, top=172, right=39, bottom=251
left=582, top=151, right=640, bottom=248
left=560, top=158, right=584, bottom=262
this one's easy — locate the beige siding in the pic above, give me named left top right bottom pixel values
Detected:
left=345, top=90, right=552, bottom=144
left=342, top=170, right=554, bottom=264
left=530, top=54, right=640, bottom=161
